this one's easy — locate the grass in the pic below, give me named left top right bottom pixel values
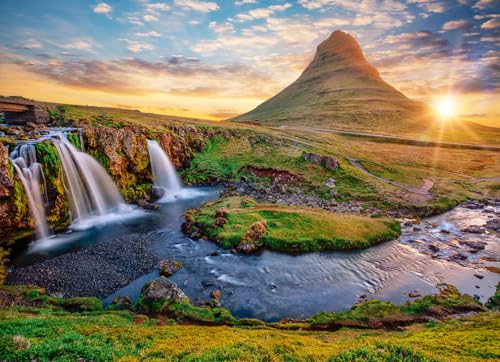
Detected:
left=0, top=305, right=498, bottom=361
left=186, top=196, right=401, bottom=252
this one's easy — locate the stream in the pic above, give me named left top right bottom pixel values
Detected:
left=9, top=187, right=499, bottom=322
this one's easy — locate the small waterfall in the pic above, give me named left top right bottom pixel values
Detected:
left=52, top=132, right=125, bottom=226
left=10, top=144, right=50, bottom=239
left=147, top=140, right=183, bottom=199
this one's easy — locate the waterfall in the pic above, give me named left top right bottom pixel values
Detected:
left=147, top=140, right=183, bottom=200
left=52, top=132, right=126, bottom=227
left=10, top=144, right=50, bottom=239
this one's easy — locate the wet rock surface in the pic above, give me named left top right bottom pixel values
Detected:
left=142, top=277, right=189, bottom=304
left=6, top=234, right=159, bottom=298
left=159, top=259, right=183, bottom=277
left=400, top=199, right=500, bottom=266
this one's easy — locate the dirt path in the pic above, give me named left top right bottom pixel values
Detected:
left=347, top=158, right=434, bottom=205
left=277, top=126, right=500, bottom=151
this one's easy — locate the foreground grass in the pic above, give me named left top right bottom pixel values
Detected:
left=0, top=307, right=498, bottom=361
left=185, top=196, right=401, bottom=252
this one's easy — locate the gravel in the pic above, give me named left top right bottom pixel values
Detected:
left=6, top=234, right=159, bottom=298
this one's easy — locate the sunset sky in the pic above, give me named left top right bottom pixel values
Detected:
left=0, top=0, right=498, bottom=126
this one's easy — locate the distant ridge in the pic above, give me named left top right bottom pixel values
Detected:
left=232, top=30, right=431, bottom=133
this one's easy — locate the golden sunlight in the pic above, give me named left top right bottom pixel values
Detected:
left=434, top=96, right=457, bottom=118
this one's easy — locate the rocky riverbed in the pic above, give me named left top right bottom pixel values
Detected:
left=6, top=234, right=159, bottom=298
left=400, top=199, right=500, bottom=267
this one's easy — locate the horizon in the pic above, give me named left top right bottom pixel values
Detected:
left=0, top=0, right=499, bottom=127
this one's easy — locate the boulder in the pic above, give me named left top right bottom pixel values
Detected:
left=159, top=259, right=183, bottom=277
left=303, top=152, right=339, bottom=171
left=216, top=207, right=229, bottom=218
left=213, top=217, right=227, bottom=228
left=137, top=199, right=159, bottom=210
left=142, top=277, right=189, bottom=307
left=485, top=218, right=500, bottom=232
left=237, top=220, right=268, bottom=253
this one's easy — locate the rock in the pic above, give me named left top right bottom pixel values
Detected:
left=0, top=143, right=14, bottom=198
left=213, top=217, right=227, bottom=228
left=210, top=251, right=219, bottom=257
left=474, top=274, right=484, bottom=280
left=461, top=225, right=485, bottom=234
left=112, top=296, right=132, bottom=310
left=449, top=252, right=468, bottom=261
left=237, top=220, right=268, bottom=253
left=216, top=207, right=229, bottom=218
left=429, top=244, right=440, bottom=252
left=485, top=218, right=500, bottom=232
left=159, top=259, right=183, bottom=277
left=458, top=240, right=486, bottom=252
left=303, top=152, right=339, bottom=170
left=142, top=277, right=189, bottom=305
left=211, top=289, right=222, bottom=300
left=137, top=199, right=159, bottom=210
left=408, top=291, right=421, bottom=298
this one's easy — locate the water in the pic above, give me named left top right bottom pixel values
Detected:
left=10, top=144, right=50, bottom=239
left=52, top=132, right=131, bottom=230
left=13, top=189, right=499, bottom=322
left=147, top=139, right=183, bottom=201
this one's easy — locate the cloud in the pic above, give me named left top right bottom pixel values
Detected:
left=235, top=0, right=257, bottom=5
left=144, top=3, right=170, bottom=12
left=385, top=31, right=448, bottom=50
left=174, top=0, right=219, bottom=12
left=22, top=39, right=43, bottom=49
left=209, top=21, right=234, bottom=34
left=236, top=3, right=292, bottom=22
left=63, top=39, right=94, bottom=52
left=143, top=14, right=159, bottom=22
left=93, top=2, right=112, bottom=14
left=122, top=39, right=155, bottom=53
left=135, top=31, right=162, bottom=37
left=481, top=18, right=500, bottom=29
left=127, top=16, right=144, bottom=26
left=442, top=19, right=473, bottom=31
left=473, top=0, right=496, bottom=9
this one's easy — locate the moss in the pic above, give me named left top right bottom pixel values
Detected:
left=486, top=282, right=499, bottom=310
left=166, top=302, right=238, bottom=325
left=121, top=183, right=153, bottom=203
left=87, top=148, right=110, bottom=171
left=63, top=297, right=103, bottom=312
left=0, top=248, right=8, bottom=286
left=186, top=196, right=401, bottom=252
left=35, top=142, right=70, bottom=230
left=67, top=132, right=81, bottom=151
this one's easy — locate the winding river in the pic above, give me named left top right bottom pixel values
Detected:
left=11, top=187, right=500, bottom=322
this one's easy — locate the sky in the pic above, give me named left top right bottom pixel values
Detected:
left=0, top=0, right=498, bottom=126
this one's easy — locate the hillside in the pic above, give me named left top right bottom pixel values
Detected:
left=232, top=31, right=499, bottom=142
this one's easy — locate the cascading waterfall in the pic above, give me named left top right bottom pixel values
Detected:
left=52, top=132, right=126, bottom=227
left=10, top=144, right=50, bottom=239
left=147, top=140, right=183, bottom=200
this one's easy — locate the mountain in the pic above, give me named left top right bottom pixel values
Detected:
left=232, top=30, right=431, bottom=133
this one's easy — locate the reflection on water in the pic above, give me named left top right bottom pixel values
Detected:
left=14, top=188, right=500, bottom=322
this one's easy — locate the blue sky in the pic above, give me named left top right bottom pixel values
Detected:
left=0, top=0, right=498, bottom=124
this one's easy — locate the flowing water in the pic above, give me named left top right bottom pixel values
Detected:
left=51, top=132, right=129, bottom=230
left=10, top=144, right=50, bottom=239
left=13, top=189, right=500, bottom=322
left=147, top=139, right=183, bottom=201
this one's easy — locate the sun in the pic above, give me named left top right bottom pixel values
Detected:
left=435, top=96, right=457, bottom=118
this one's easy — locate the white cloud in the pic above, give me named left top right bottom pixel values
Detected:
left=22, top=39, right=43, bottom=49
left=236, top=3, right=292, bottom=22
left=121, top=39, right=155, bottom=53
left=143, top=14, right=159, bottom=22
left=135, top=31, right=162, bottom=37
left=235, top=0, right=257, bottom=5
left=93, top=2, right=112, bottom=14
left=481, top=18, right=500, bottom=29
left=174, top=0, right=220, bottom=12
left=128, top=16, right=144, bottom=26
left=145, top=3, right=170, bottom=12
left=473, top=0, right=496, bottom=9
left=442, top=19, right=472, bottom=31
left=63, top=39, right=94, bottom=52
left=209, top=21, right=234, bottom=34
